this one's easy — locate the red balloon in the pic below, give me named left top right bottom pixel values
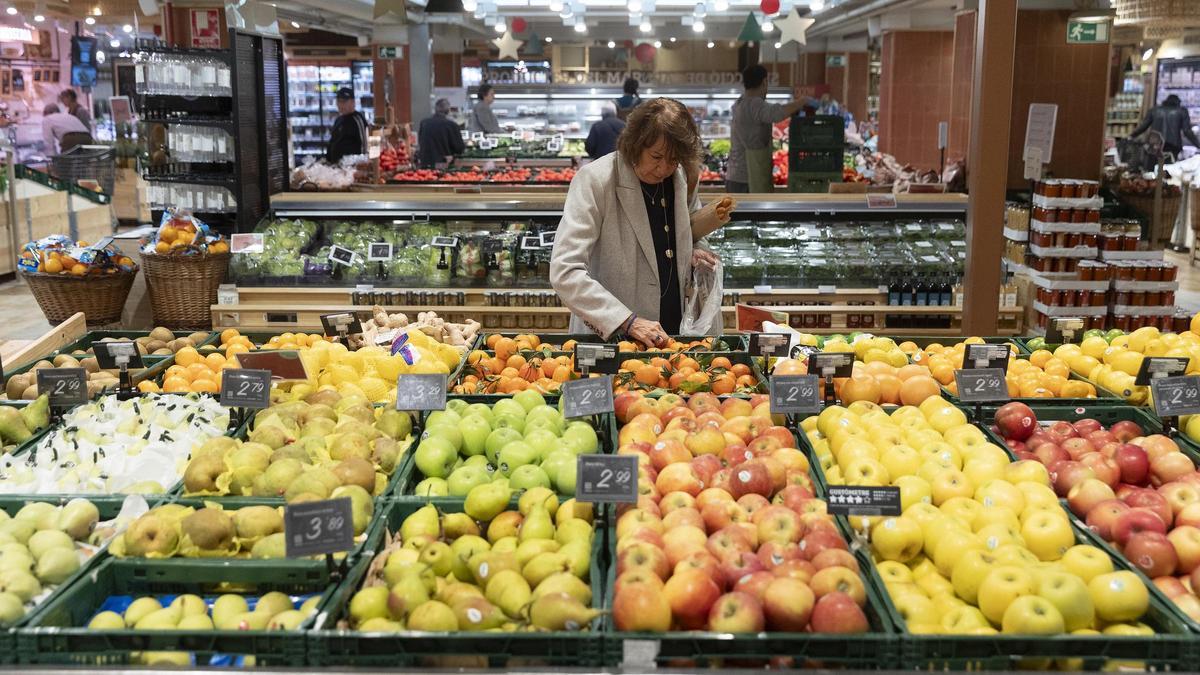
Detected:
left=760, top=0, right=779, bottom=13
left=510, top=17, right=527, bottom=33
left=634, top=43, right=656, bottom=64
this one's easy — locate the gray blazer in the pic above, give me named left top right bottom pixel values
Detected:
left=550, top=152, right=718, bottom=338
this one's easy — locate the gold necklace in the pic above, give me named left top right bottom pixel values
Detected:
left=640, top=180, right=666, bottom=208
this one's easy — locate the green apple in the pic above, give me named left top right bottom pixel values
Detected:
left=414, top=437, right=458, bottom=479
left=541, top=450, right=575, bottom=486
left=492, top=399, right=526, bottom=421
left=460, top=415, right=492, bottom=457
left=509, top=465, right=551, bottom=490
left=513, top=389, right=547, bottom=412
left=422, top=423, right=463, bottom=453
left=426, top=409, right=463, bottom=429
left=492, top=413, right=526, bottom=435
left=463, top=454, right=495, bottom=473
left=555, top=460, right=578, bottom=496
left=464, top=403, right=495, bottom=425
left=447, top=465, right=492, bottom=497
left=413, top=477, right=448, bottom=497
left=498, top=441, right=539, bottom=477
left=445, top=399, right=469, bottom=415
left=485, top=428, right=524, bottom=465
left=562, top=422, right=599, bottom=455
left=525, top=406, right=564, bottom=434
left=524, top=429, right=561, bottom=462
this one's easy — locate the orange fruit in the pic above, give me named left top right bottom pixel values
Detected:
left=897, top=364, right=933, bottom=381
left=876, top=374, right=902, bottom=405
left=506, top=354, right=527, bottom=370
left=163, top=376, right=191, bottom=393
left=773, top=358, right=806, bottom=375
left=710, top=357, right=733, bottom=371
left=186, top=363, right=213, bottom=380
left=190, top=378, right=219, bottom=393
left=898, top=375, right=940, bottom=406
left=225, top=344, right=250, bottom=358
left=165, top=365, right=188, bottom=381
left=1028, top=349, right=1053, bottom=369
left=841, top=375, right=881, bottom=405
left=70, top=264, right=87, bottom=275
left=136, top=380, right=160, bottom=393
left=929, top=362, right=955, bottom=386
left=634, top=364, right=661, bottom=386
left=205, top=353, right=227, bottom=369
left=220, top=328, right=240, bottom=344
left=711, top=374, right=736, bottom=395
left=486, top=334, right=502, bottom=349
left=175, top=346, right=201, bottom=367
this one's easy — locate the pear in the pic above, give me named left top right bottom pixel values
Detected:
left=399, top=505, right=440, bottom=542
left=304, top=389, right=342, bottom=409
left=181, top=508, right=235, bottom=551
left=492, top=537, right=518, bottom=555
left=381, top=548, right=421, bottom=586
left=441, top=513, right=480, bottom=541
left=284, top=473, right=331, bottom=502
left=271, top=444, right=312, bottom=465
left=170, top=594, right=209, bottom=617
left=515, top=539, right=560, bottom=568
left=558, top=539, right=591, bottom=579
left=555, top=519, right=594, bottom=547
left=87, top=610, right=125, bottom=629
left=230, top=611, right=270, bottom=630
left=450, top=595, right=506, bottom=630
left=331, top=485, right=374, bottom=536
left=178, top=614, right=215, bottom=630
left=191, top=435, right=239, bottom=460
left=484, top=569, right=532, bottom=620
left=518, top=487, right=559, bottom=516
left=0, top=519, right=35, bottom=545
left=387, top=572, right=431, bottom=620
left=251, top=533, right=287, bottom=558
left=253, top=459, right=305, bottom=498
left=300, top=596, right=321, bottom=615
left=267, top=609, right=307, bottom=630
left=35, top=547, right=80, bottom=584
left=450, top=536, right=491, bottom=582
left=527, top=592, right=600, bottom=631
left=123, top=597, right=163, bottom=627
left=0, top=407, right=31, bottom=444
left=212, top=595, right=249, bottom=628
left=3, top=568, right=45, bottom=600
left=555, top=499, right=593, bottom=525
left=358, top=617, right=403, bottom=632
left=136, top=606, right=183, bottom=630
left=57, top=499, right=100, bottom=540
left=521, top=551, right=572, bottom=588
left=376, top=409, right=413, bottom=440
left=123, top=514, right=179, bottom=557
left=464, top=482, right=511, bottom=522
left=406, top=600, right=458, bottom=631
left=308, top=466, right=342, bottom=495
left=419, top=541, right=454, bottom=577
left=249, top=425, right=292, bottom=450
left=0, top=591, right=20, bottom=627
left=349, top=586, right=390, bottom=625
left=255, top=591, right=295, bottom=619
left=518, top=505, right=554, bottom=542
left=0, top=543, right=33, bottom=570
left=329, top=432, right=372, bottom=462
left=233, top=506, right=284, bottom=541
left=15, top=503, right=58, bottom=530
left=28, top=530, right=74, bottom=560
left=20, top=394, right=48, bottom=432
left=183, top=454, right=228, bottom=494
left=469, top=551, right=518, bottom=587
left=332, top=457, right=377, bottom=494
left=487, top=511, right=524, bottom=543
left=438, top=581, right=484, bottom=606
left=371, top=437, right=403, bottom=474
left=532, top=572, right=592, bottom=606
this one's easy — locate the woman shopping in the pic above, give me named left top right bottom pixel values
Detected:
left=550, top=98, right=731, bottom=347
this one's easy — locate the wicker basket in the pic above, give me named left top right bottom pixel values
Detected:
left=1121, top=192, right=1182, bottom=245
left=22, top=268, right=137, bottom=327
left=142, top=251, right=230, bottom=330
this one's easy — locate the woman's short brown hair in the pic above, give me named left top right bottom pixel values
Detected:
left=618, top=97, right=702, bottom=176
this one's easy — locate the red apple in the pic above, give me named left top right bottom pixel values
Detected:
left=728, top=461, right=773, bottom=499
left=1028, top=430, right=1056, bottom=448
left=688, top=392, right=721, bottom=415
left=762, top=577, right=816, bottom=632
left=772, top=559, right=817, bottom=583
left=1112, top=507, right=1168, bottom=546
left=675, top=550, right=724, bottom=584
left=1168, top=525, right=1200, bottom=574
left=1087, top=430, right=1118, bottom=448
left=720, top=443, right=754, bottom=469
left=720, top=398, right=754, bottom=420
left=614, top=391, right=645, bottom=424
left=707, top=591, right=765, bottom=633
left=1049, top=420, right=1080, bottom=444
left=719, top=552, right=766, bottom=589
left=690, top=454, right=723, bottom=486
left=1034, top=443, right=1070, bottom=468
left=662, top=525, right=709, bottom=567
left=649, top=439, right=691, bottom=471
left=758, top=456, right=787, bottom=493
left=811, top=548, right=860, bottom=573
left=706, top=526, right=754, bottom=562
left=616, top=528, right=666, bottom=556
left=1110, top=420, right=1144, bottom=442
left=1086, top=499, right=1131, bottom=540
left=800, top=528, right=848, bottom=561
left=1051, top=460, right=1096, bottom=497
left=695, top=487, right=735, bottom=511
left=617, top=541, right=672, bottom=580
left=614, top=568, right=665, bottom=597
left=696, top=411, right=727, bottom=430
left=613, top=584, right=672, bottom=632
left=1176, top=502, right=1200, bottom=529
left=660, top=491, right=697, bottom=515
left=1123, top=531, right=1179, bottom=578
left=758, top=425, right=797, bottom=449
left=810, top=591, right=869, bottom=634
left=747, top=435, right=783, bottom=457
left=720, top=418, right=754, bottom=445
left=1124, top=489, right=1174, bottom=528
left=1151, top=452, right=1196, bottom=486
left=616, top=509, right=664, bottom=539
left=1161, top=481, right=1200, bottom=517
left=656, top=462, right=704, bottom=497
left=1153, top=575, right=1189, bottom=599
left=662, top=507, right=705, bottom=532
left=701, top=500, right=750, bottom=534
left=754, top=505, right=806, bottom=545
left=1013, top=450, right=1039, bottom=463
left=775, top=484, right=814, bottom=511
left=1068, top=478, right=1117, bottom=517
left=995, top=402, right=1037, bottom=441
left=662, top=404, right=696, bottom=426
left=1073, top=419, right=1104, bottom=437
left=1005, top=439, right=1029, bottom=455
left=684, top=427, right=726, bottom=458
left=733, top=570, right=776, bottom=603
left=1081, top=453, right=1121, bottom=488
left=1114, top=444, right=1151, bottom=486
left=810, top=566, right=867, bottom=606
left=757, top=541, right=803, bottom=570
left=663, top=568, right=723, bottom=629
left=738, top=493, right=770, bottom=515
left=1062, top=437, right=1097, bottom=461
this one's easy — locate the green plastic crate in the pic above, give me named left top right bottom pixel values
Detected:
left=56, top=330, right=220, bottom=357
left=889, top=335, right=1029, bottom=353
left=18, top=557, right=336, bottom=666
left=855, top=519, right=1195, bottom=670
left=308, top=498, right=606, bottom=667
left=396, top=394, right=617, bottom=498
left=935, top=354, right=1123, bottom=408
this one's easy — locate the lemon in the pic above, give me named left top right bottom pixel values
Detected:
left=1080, top=336, right=1108, bottom=359
left=1128, top=326, right=1160, bottom=353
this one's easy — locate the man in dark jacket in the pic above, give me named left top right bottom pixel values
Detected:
left=326, top=88, right=368, bottom=163
left=417, top=98, right=465, bottom=168
left=1130, top=94, right=1200, bottom=157
left=585, top=102, right=624, bottom=159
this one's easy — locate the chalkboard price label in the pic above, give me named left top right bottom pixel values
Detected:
left=826, top=486, right=902, bottom=516
left=769, top=375, right=821, bottom=414
left=576, top=454, right=638, bottom=503
left=955, top=368, right=1010, bottom=403
left=431, top=236, right=459, bottom=248
left=539, top=231, right=557, bottom=248
left=520, top=235, right=541, bottom=251
left=1135, top=357, right=1190, bottom=387
left=964, top=343, right=1011, bottom=373
left=328, top=245, right=356, bottom=266
left=1151, top=375, right=1200, bottom=417
left=284, top=497, right=355, bottom=557
left=561, top=376, right=614, bottom=419
left=749, top=332, right=790, bottom=358
left=367, top=242, right=393, bottom=262
left=220, top=368, right=272, bottom=409
left=809, top=352, right=854, bottom=378
left=394, top=374, right=448, bottom=412
left=574, top=343, right=618, bottom=374
left=94, top=341, right=143, bottom=370
left=37, top=368, right=87, bottom=407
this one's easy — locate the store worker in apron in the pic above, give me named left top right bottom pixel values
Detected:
left=550, top=97, right=727, bottom=347
left=727, top=65, right=806, bottom=193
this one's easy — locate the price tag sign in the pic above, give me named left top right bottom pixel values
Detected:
left=769, top=374, right=822, bottom=414
left=394, top=374, right=448, bottom=412
left=574, top=343, right=619, bottom=374
left=230, top=233, right=264, bottom=254
left=235, top=351, right=310, bottom=381
left=328, top=245, right=356, bottom=266
left=94, top=341, right=143, bottom=370
left=219, top=368, right=272, bottom=409
left=964, top=343, right=1011, bottom=373
left=749, top=332, right=790, bottom=358
left=622, top=639, right=661, bottom=669
left=37, top=368, right=87, bottom=407
left=217, top=283, right=238, bottom=306
left=539, top=231, right=557, bottom=248
left=1135, top=356, right=1190, bottom=387
left=826, top=486, right=902, bottom=516
left=1045, top=317, right=1085, bottom=345
left=954, top=368, right=1010, bottom=403
left=431, top=236, right=459, bottom=248
left=576, top=454, right=637, bottom=503
left=809, top=352, right=854, bottom=378
left=867, top=193, right=897, bottom=209
left=367, top=242, right=393, bottom=262
left=1151, top=375, right=1200, bottom=417
left=520, top=235, right=542, bottom=251
left=561, top=376, right=614, bottom=419
left=320, top=312, right=364, bottom=336
left=284, top=497, right=355, bottom=557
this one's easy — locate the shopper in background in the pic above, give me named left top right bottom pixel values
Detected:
left=58, top=89, right=91, bottom=130
left=41, top=103, right=92, bottom=154
left=417, top=98, right=465, bottom=169
left=727, top=65, right=806, bottom=193
left=551, top=97, right=721, bottom=345
left=585, top=101, right=625, bottom=159
left=468, top=83, right=503, bottom=134
left=614, top=78, right=641, bottom=121
left=326, top=88, right=369, bottom=163
left=1130, top=94, right=1200, bottom=158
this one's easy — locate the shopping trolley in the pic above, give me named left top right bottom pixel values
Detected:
left=50, top=144, right=115, bottom=200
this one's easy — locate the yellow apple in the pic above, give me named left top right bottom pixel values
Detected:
left=1101, top=622, right=1154, bottom=636
left=871, top=516, right=924, bottom=563
left=962, top=442, right=1012, bottom=466
left=868, top=425, right=906, bottom=449
left=1016, top=481, right=1059, bottom=509
left=992, top=544, right=1041, bottom=567
left=977, top=523, right=1025, bottom=552
left=973, top=506, right=1021, bottom=533
left=1021, top=510, right=1076, bottom=562
left=1005, top=460, right=1051, bottom=487
left=881, top=446, right=922, bottom=482
left=932, top=528, right=985, bottom=576
left=939, top=497, right=984, bottom=529
left=894, top=475, right=933, bottom=512
left=930, top=470, right=975, bottom=506
left=915, top=571, right=955, bottom=598
left=931, top=591, right=965, bottom=615
left=875, top=560, right=914, bottom=585
left=975, top=479, right=1026, bottom=514
left=963, top=459, right=1009, bottom=488
left=920, top=442, right=964, bottom=470
left=844, top=457, right=890, bottom=486
left=1036, top=570, right=1095, bottom=632
left=978, top=565, right=1036, bottom=624
left=927, top=406, right=968, bottom=435
left=904, top=502, right=943, bottom=526
left=893, top=593, right=939, bottom=628
left=908, top=555, right=938, bottom=579
left=951, top=549, right=999, bottom=605
left=1088, top=571, right=1149, bottom=623
left=904, top=428, right=944, bottom=450
left=1001, top=596, right=1065, bottom=635
left=941, top=605, right=990, bottom=633
left=944, top=424, right=988, bottom=451
left=1060, top=545, right=1113, bottom=584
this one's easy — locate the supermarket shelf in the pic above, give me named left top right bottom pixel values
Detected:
left=1030, top=219, right=1101, bottom=234
left=141, top=116, right=235, bottom=131
left=1028, top=243, right=1099, bottom=258
left=1111, top=280, right=1180, bottom=291
left=1031, top=301, right=1107, bottom=317
left=1003, top=226, right=1027, bottom=241
left=1101, top=249, right=1164, bottom=261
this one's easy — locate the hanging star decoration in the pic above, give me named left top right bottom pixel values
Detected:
left=775, top=8, right=815, bottom=46
left=492, top=31, right=524, bottom=60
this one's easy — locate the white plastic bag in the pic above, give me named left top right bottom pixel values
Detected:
left=680, top=259, right=723, bottom=335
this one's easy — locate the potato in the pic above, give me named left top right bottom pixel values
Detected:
left=152, top=348, right=172, bottom=356
left=80, top=357, right=99, bottom=374
left=145, top=340, right=168, bottom=353
left=20, top=384, right=38, bottom=399
left=30, top=361, right=52, bottom=371
left=5, top=374, right=29, bottom=400
left=149, top=327, right=175, bottom=342
left=135, top=337, right=151, bottom=346
left=188, top=332, right=210, bottom=345
left=52, top=354, right=80, bottom=368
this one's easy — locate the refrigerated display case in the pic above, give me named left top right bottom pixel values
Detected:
left=288, top=61, right=374, bottom=163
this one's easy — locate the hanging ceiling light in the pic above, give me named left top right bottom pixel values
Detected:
left=574, top=22, right=586, bottom=32
left=495, top=18, right=507, bottom=31
left=84, top=16, right=95, bottom=24
left=109, top=38, right=119, bottom=47
left=290, top=20, right=300, bottom=28
left=1142, top=47, right=1155, bottom=60
left=773, top=41, right=781, bottom=48
left=607, top=40, right=615, bottom=47
left=33, top=13, right=44, bottom=21
left=122, top=23, right=133, bottom=32
left=706, top=40, right=714, bottom=48
left=692, top=21, right=704, bottom=32
left=5, top=7, right=17, bottom=14
left=545, top=36, right=552, bottom=41
left=639, top=19, right=650, bottom=32
left=653, top=39, right=661, bottom=47
left=713, top=0, right=727, bottom=9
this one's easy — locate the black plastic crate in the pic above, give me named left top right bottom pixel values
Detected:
left=790, top=115, right=846, bottom=150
